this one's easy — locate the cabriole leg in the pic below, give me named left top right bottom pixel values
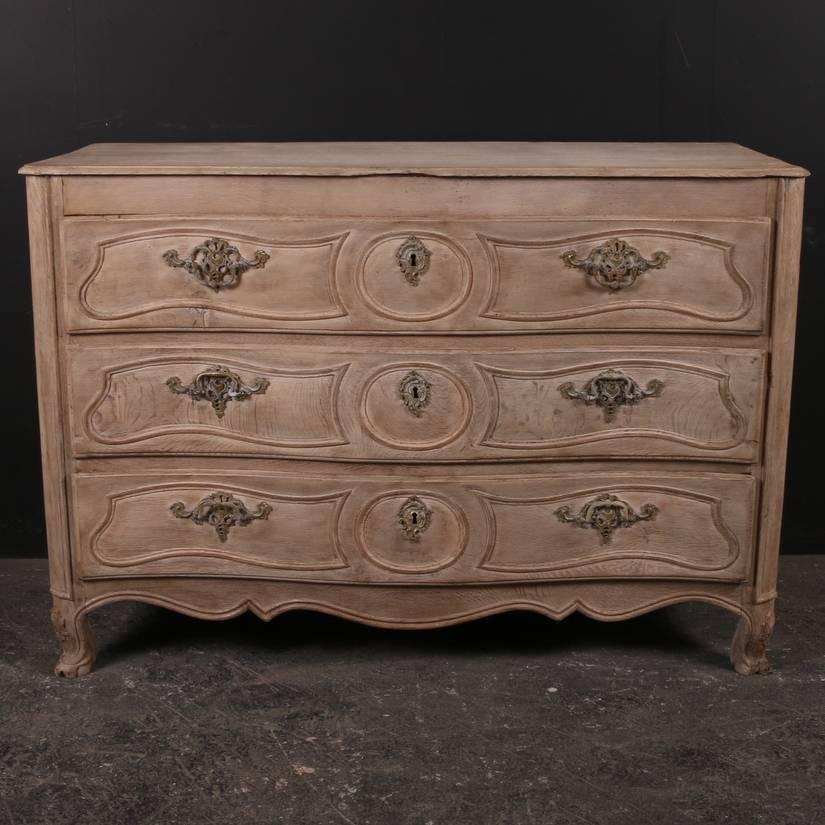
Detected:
left=731, top=600, right=775, bottom=675
left=51, top=596, right=96, bottom=677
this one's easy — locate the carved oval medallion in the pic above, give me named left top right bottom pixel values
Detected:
left=357, top=491, right=468, bottom=573
left=358, top=232, right=472, bottom=321
left=361, top=364, right=472, bottom=450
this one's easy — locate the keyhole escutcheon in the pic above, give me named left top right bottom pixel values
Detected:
left=398, top=496, right=432, bottom=541
left=399, top=370, right=432, bottom=417
left=396, top=236, right=432, bottom=286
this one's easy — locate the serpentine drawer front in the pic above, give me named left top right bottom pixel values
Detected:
left=70, top=344, right=766, bottom=462
left=72, top=469, right=757, bottom=584
left=63, top=217, right=770, bottom=333
left=22, top=142, right=806, bottom=676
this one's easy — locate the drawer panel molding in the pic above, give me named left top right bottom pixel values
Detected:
left=65, top=218, right=768, bottom=334
left=476, top=482, right=747, bottom=576
left=74, top=470, right=755, bottom=583
left=72, top=225, right=348, bottom=323
left=478, top=356, right=753, bottom=453
left=86, top=481, right=352, bottom=572
left=72, top=347, right=765, bottom=462
left=480, top=223, right=767, bottom=331
left=82, top=355, right=350, bottom=449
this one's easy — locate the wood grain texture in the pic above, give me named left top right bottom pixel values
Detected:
left=65, top=219, right=347, bottom=329
left=72, top=468, right=755, bottom=584
left=79, top=477, right=350, bottom=575
left=61, top=177, right=775, bottom=220
left=731, top=599, right=775, bottom=674
left=479, top=220, right=770, bottom=332
left=69, top=344, right=765, bottom=462
left=754, top=178, right=806, bottom=604
left=76, top=576, right=751, bottom=630
left=63, top=217, right=771, bottom=334
left=20, top=142, right=805, bottom=675
left=19, top=141, right=808, bottom=177
left=26, top=178, right=73, bottom=600
left=51, top=595, right=96, bottom=677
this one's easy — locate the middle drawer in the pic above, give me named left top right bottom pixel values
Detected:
left=70, top=344, right=766, bottom=462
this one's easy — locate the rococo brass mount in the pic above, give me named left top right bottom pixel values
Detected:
left=163, top=237, right=270, bottom=291
left=395, top=236, right=432, bottom=286
left=555, top=493, right=658, bottom=544
left=170, top=492, right=272, bottom=543
left=166, top=365, right=269, bottom=418
left=559, top=369, right=664, bottom=422
left=562, top=237, right=669, bottom=290
left=398, top=496, right=432, bottom=542
left=398, top=370, right=432, bottom=417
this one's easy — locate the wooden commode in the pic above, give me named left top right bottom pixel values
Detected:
left=20, top=142, right=807, bottom=676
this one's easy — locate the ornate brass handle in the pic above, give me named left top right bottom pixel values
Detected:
left=398, top=496, right=432, bottom=542
left=561, top=237, right=669, bottom=290
left=162, top=237, right=270, bottom=291
left=166, top=365, right=269, bottom=418
left=398, top=370, right=432, bottom=417
left=396, top=236, right=432, bottom=286
left=555, top=493, right=657, bottom=544
left=171, top=491, right=271, bottom=543
left=558, top=369, right=664, bottom=422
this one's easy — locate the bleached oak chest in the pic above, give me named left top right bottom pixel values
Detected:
left=21, top=142, right=806, bottom=675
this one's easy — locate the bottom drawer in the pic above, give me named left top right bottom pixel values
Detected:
left=74, top=468, right=757, bottom=583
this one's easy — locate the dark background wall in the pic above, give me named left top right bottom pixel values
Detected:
left=1, top=0, right=822, bottom=557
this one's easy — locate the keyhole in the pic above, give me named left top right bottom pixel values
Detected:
left=410, top=253, right=417, bottom=268
left=411, top=513, right=418, bottom=525
left=412, top=387, right=419, bottom=399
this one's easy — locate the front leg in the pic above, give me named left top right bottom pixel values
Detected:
left=51, top=596, right=96, bottom=677
left=731, top=600, right=775, bottom=675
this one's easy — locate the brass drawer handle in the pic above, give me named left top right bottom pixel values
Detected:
left=555, top=493, right=657, bottom=544
left=171, top=492, right=271, bottom=543
left=561, top=237, right=669, bottom=290
left=399, top=370, right=431, bottom=417
left=162, top=237, right=270, bottom=291
left=398, top=496, right=432, bottom=542
left=166, top=365, right=269, bottom=418
left=396, top=236, right=432, bottom=286
left=558, top=369, right=664, bottom=422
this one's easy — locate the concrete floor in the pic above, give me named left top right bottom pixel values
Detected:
left=1, top=558, right=823, bottom=825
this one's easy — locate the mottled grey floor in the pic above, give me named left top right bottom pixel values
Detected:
left=1, top=558, right=824, bottom=825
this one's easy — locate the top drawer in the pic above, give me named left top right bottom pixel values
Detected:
left=62, top=216, right=771, bottom=334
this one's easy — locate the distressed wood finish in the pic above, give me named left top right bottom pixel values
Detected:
left=72, top=469, right=756, bottom=583
left=63, top=217, right=771, bottom=333
left=20, top=142, right=806, bottom=676
left=21, top=141, right=807, bottom=177
left=69, top=344, right=766, bottom=462
left=26, top=178, right=74, bottom=601
left=61, top=176, right=777, bottom=221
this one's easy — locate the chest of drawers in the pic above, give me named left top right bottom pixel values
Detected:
left=21, top=142, right=807, bottom=676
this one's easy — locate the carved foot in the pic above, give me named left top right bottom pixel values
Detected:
left=51, top=597, right=96, bottom=677
left=731, top=601, right=775, bottom=675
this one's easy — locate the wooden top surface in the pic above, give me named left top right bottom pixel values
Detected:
left=19, top=141, right=808, bottom=178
